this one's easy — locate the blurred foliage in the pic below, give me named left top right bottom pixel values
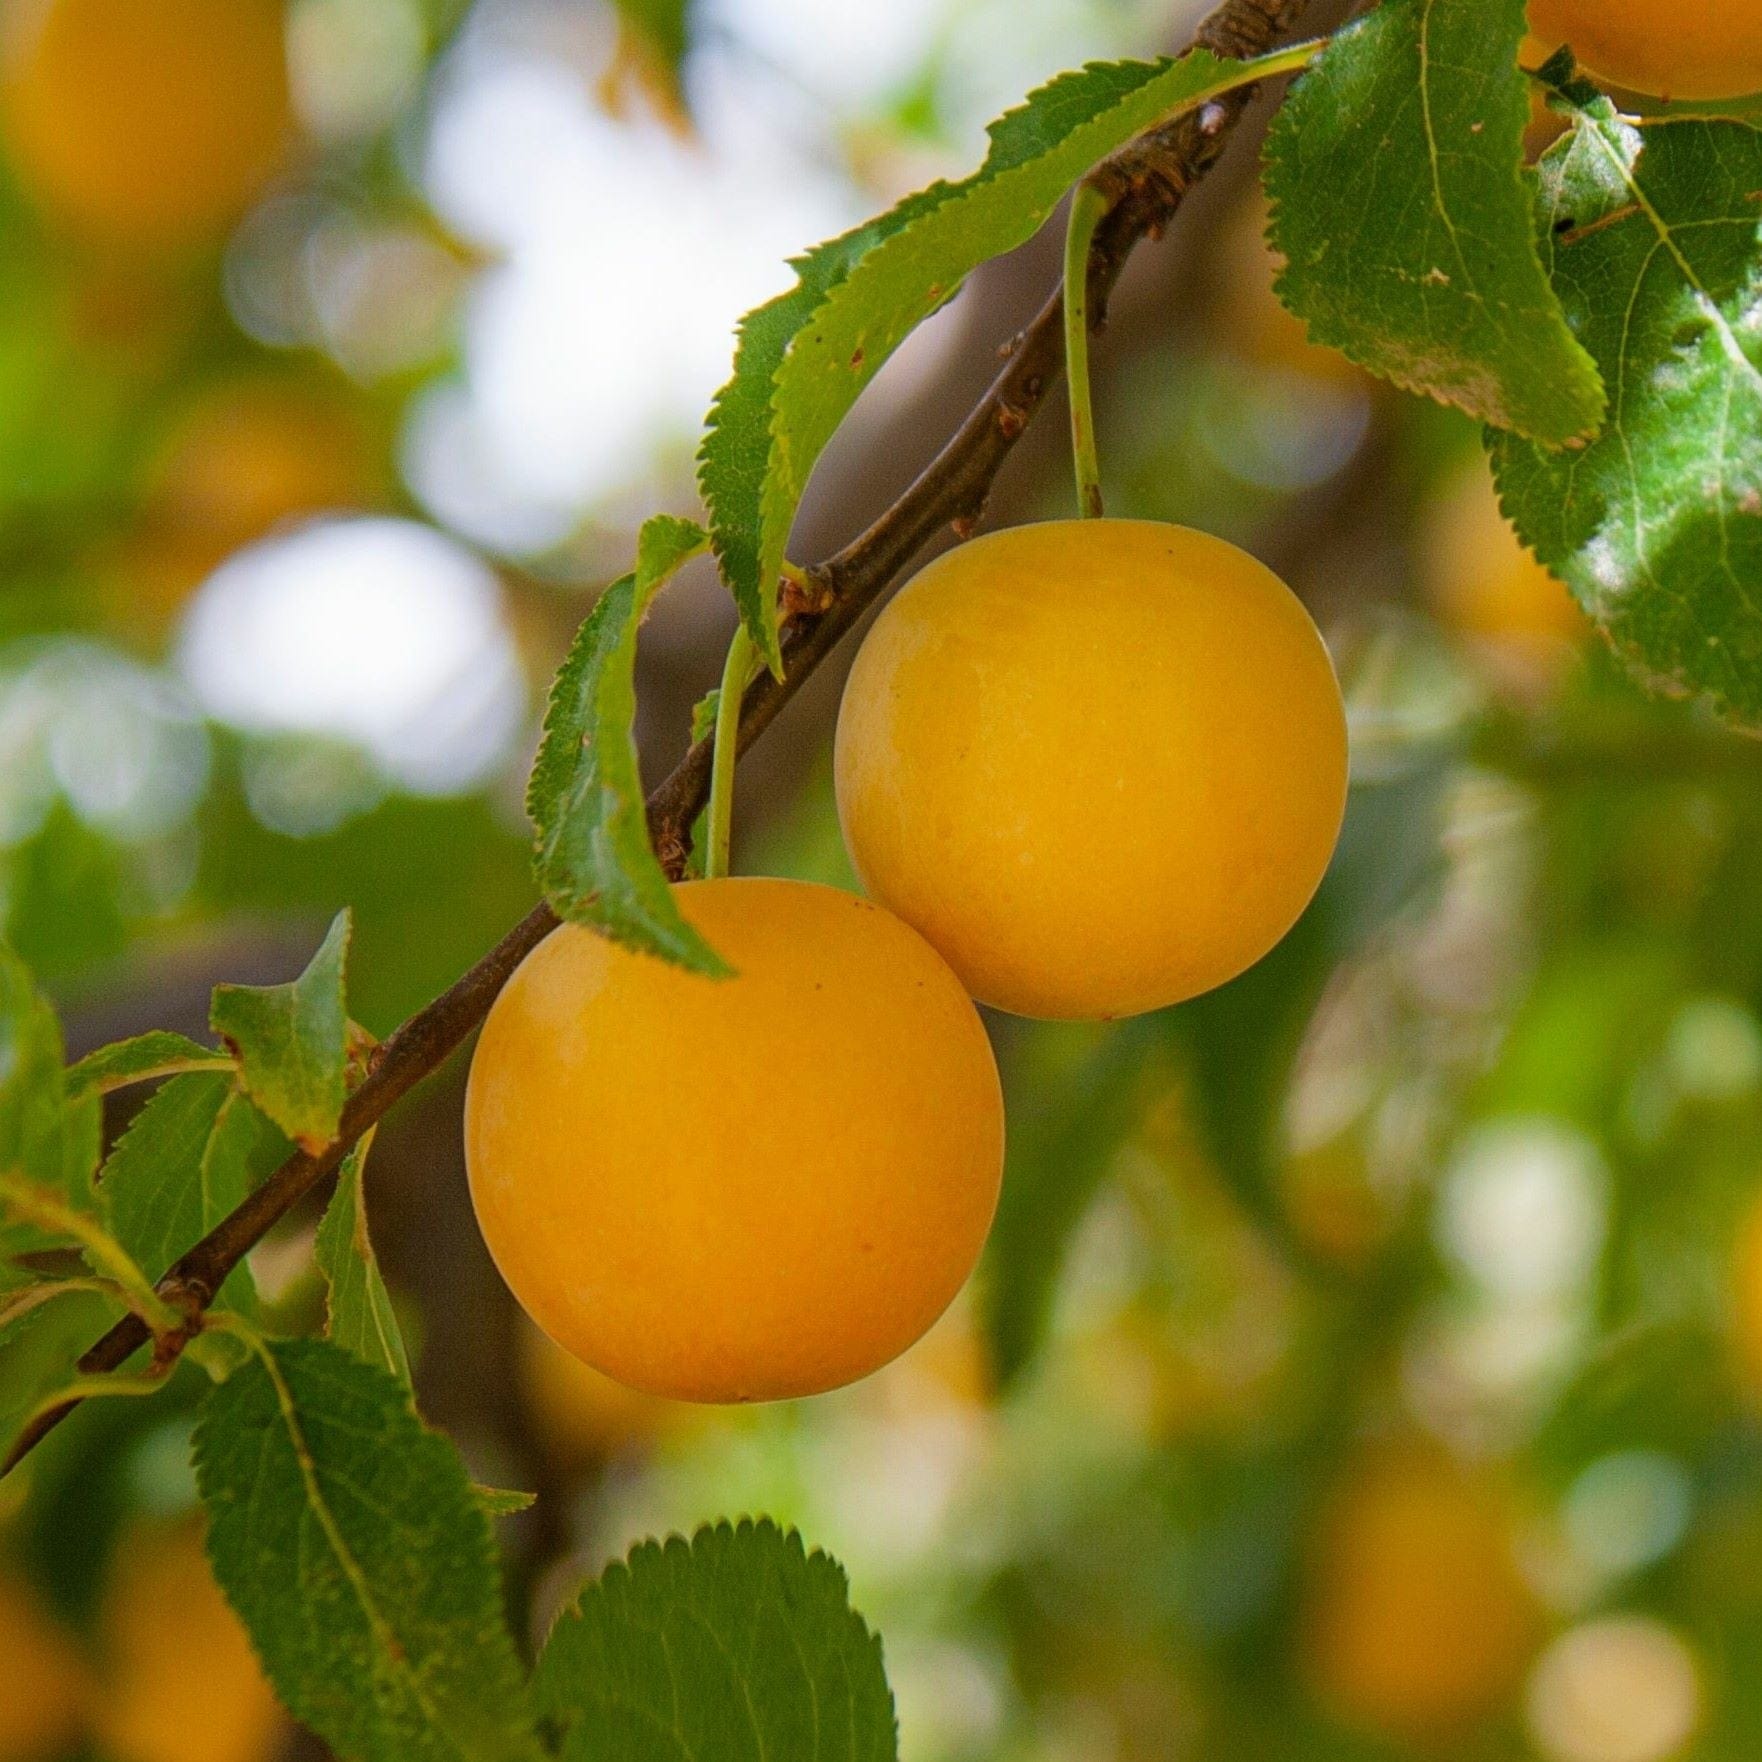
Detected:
left=1, top=2, right=1761, bottom=1762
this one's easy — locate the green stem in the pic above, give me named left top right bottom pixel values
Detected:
left=705, top=621, right=758, bottom=881
left=21, top=1370, right=173, bottom=1432
left=1063, top=180, right=1110, bottom=519
left=0, top=1276, right=122, bottom=1332
left=1228, top=36, right=1329, bottom=85
left=0, top=1173, right=181, bottom=1334
left=1056, top=37, right=1327, bottom=521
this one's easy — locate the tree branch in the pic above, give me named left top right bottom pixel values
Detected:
left=2, top=0, right=1314, bottom=1475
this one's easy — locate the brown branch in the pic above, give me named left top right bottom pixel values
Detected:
left=2, top=0, right=1313, bottom=1475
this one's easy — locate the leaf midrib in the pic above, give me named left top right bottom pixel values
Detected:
left=250, top=1340, right=481, bottom=1762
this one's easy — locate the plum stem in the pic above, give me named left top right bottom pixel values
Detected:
left=1063, top=180, right=1110, bottom=519
left=706, top=620, right=758, bottom=880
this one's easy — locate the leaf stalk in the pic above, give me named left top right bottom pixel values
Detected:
left=706, top=620, right=758, bottom=881
left=1063, top=180, right=1111, bottom=518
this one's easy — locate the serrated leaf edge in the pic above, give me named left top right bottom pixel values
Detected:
left=699, top=48, right=1264, bottom=666
left=1262, top=0, right=1605, bottom=446
left=195, top=1336, right=538, bottom=1762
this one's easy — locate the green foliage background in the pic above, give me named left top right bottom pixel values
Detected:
left=2, top=1, right=1762, bottom=1760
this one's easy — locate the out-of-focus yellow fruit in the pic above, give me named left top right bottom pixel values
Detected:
left=1302, top=1451, right=1541, bottom=1740
left=0, top=1568, right=87, bottom=1761
left=466, top=878, right=1005, bottom=1402
left=1730, top=1191, right=1762, bottom=1393
left=107, top=377, right=378, bottom=627
left=1528, top=0, right=1762, bottom=100
left=518, top=1317, right=697, bottom=1465
left=147, top=379, right=378, bottom=553
left=95, top=1518, right=282, bottom=1762
left=1423, top=458, right=1586, bottom=684
left=835, top=520, right=1348, bottom=1020
left=0, top=0, right=293, bottom=249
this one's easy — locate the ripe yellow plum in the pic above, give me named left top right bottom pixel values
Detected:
left=1527, top=0, right=1762, bottom=100
left=1, top=0, right=293, bottom=248
left=834, top=520, right=1348, bottom=1020
left=466, top=878, right=1004, bottom=1403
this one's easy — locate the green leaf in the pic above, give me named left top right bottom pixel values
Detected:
left=1473, top=939, right=1684, bottom=1124
left=66, top=1030, right=232, bottom=1100
left=688, top=686, right=720, bottom=745
left=700, top=48, right=1290, bottom=669
left=1264, top=0, right=1603, bottom=444
left=0, top=1283, right=125, bottom=1459
left=1531, top=1321, right=1730, bottom=1485
left=1172, top=762, right=1446, bottom=1243
left=0, top=943, right=94, bottom=1263
left=612, top=0, right=692, bottom=87
left=97, top=1074, right=225, bottom=1267
left=210, top=911, right=351, bottom=1151
left=97, top=1075, right=288, bottom=1313
left=474, top=1484, right=536, bottom=1517
left=59, top=1087, right=100, bottom=1212
left=0, top=943, right=77, bottom=1194
left=534, top=1519, right=897, bottom=1762
left=1490, top=101, right=1762, bottom=728
left=0, top=1169, right=181, bottom=1335
left=193, top=1336, right=539, bottom=1762
left=981, top=1022, right=1161, bottom=1390
left=316, top=1140, right=411, bottom=1388
left=528, top=515, right=728, bottom=974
